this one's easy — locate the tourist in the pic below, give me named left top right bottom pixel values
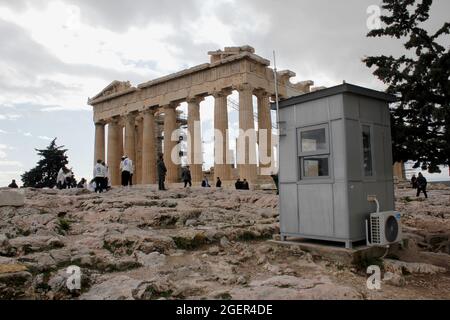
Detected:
left=8, top=179, right=18, bottom=188
left=235, top=178, right=242, bottom=190
left=242, top=179, right=250, bottom=190
left=182, top=166, right=192, bottom=188
left=56, top=167, right=68, bottom=189
left=416, top=172, right=428, bottom=198
left=77, top=178, right=87, bottom=189
left=87, top=179, right=96, bottom=192
left=120, top=155, right=133, bottom=187
left=216, top=177, right=222, bottom=188
left=157, top=154, right=167, bottom=191
left=130, top=161, right=134, bottom=186
left=102, top=161, right=111, bottom=191
left=93, top=159, right=106, bottom=193
left=411, top=174, right=418, bottom=189
left=66, top=168, right=76, bottom=188
left=201, top=176, right=210, bottom=188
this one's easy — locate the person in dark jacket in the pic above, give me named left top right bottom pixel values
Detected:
left=411, top=174, right=418, bottom=189
left=182, top=166, right=192, bottom=188
left=416, top=173, right=428, bottom=198
left=76, top=178, right=87, bottom=189
left=157, top=154, right=167, bottom=191
left=235, top=178, right=242, bottom=190
left=8, top=180, right=18, bottom=188
left=216, top=177, right=222, bottom=188
left=242, top=179, right=250, bottom=190
left=201, top=176, right=211, bottom=188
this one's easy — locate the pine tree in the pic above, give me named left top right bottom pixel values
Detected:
left=21, top=138, right=69, bottom=188
left=363, top=0, right=449, bottom=172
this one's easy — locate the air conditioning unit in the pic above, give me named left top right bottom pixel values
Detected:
left=366, top=211, right=402, bottom=246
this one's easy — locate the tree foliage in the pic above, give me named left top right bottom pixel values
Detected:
left=21, top=138, right=69, bottom=188
left=363, top=0, right=449, bottom=172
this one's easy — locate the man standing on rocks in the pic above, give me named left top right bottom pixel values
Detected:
left=416, top=172, right=428, bottom=198
left=242, top=179, right=250, bottom=190
left=182, top=166, right=192, bottom=188
left=235, top=178, right=242, bottom=190
left=93, top=159, right=106, bottom=193
left=157, top=154, right=167, bottom=191
left=120, top=156, right=133, bottom=187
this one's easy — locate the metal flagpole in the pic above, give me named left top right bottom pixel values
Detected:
left=273, top=50, right=281, bottom=177
left=273, top=50, right=280, bottom=129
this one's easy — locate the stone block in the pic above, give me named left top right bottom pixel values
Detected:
left=0, top=190, right=25, bottom=207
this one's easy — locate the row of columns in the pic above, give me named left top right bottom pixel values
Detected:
left=93, top=84, right=273, bottom=186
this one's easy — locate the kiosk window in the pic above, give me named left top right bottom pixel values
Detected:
left=301, top=128, right=327, bottom=152
left=298, top=125, right=330, bottom=179
left=302, top=156, right=329, bottom=177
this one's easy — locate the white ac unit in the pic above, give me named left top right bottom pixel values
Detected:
left=367, top=211, right=402, bottom=246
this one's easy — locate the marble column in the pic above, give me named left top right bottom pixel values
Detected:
left=237, top=84, right=257, bottom=183
left=94, top=122, right=105, bottom=164
left=213, top=89, right=232, bottom=181
left=107, top=119, right=121, bottom=186
left=187, top=96, right=204, bottom=182
left=135, top=117, right=143, bottom=184
left=256, top=90, right=272, bottom=169
left=118, top=124, right=124, bottom=158
left=163, top=104, right=178, bottom=183
left=124, top=113, right=136, bottom=165
left=393, top=161, right=405, bottom=180
left=142, top=109, right=157, bottom=184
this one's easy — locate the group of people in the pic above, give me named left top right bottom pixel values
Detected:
left=235, top=178, right=250, bottom=190
left=92, top=160, right=111, bottom=193
left=178, top=165, right=250, bottom=190
left=179, top=165, right=224, bottom=189
left=56, top=167, right=76, bottom=189
left=410, top=172, right=428, bottom=198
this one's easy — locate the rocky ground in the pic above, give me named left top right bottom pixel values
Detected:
left=0, top=183, right=449, bottom=300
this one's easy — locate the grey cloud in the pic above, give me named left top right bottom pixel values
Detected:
left=214, top=0, right=450, bottom=88
left=0, top=18, right=152, bottom=100
left=64, top=0, right=204, bottom=32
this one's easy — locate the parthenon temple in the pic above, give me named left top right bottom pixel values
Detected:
left=88, top=46, right=318, bottom=186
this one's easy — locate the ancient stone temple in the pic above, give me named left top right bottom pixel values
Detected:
left=88, top=46, right=315, bottom=186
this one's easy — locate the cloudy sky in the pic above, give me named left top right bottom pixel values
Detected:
left=0, top=0, right=449, bottom=186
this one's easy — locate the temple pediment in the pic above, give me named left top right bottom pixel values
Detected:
left=89, top=80, right=134, bottom=104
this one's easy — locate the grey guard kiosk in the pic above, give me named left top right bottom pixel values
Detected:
left=277, top=83, right=396, bottom=248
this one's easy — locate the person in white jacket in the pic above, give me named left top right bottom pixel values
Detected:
left=120, top=156, right=133, bottom=187
left=56, top=167, right=65, bottom=189
left=56, top=167, right=70, bottom=189
left=93, top=159, right=106, bottom=193
left=102, top=161, right=111, bottom=190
